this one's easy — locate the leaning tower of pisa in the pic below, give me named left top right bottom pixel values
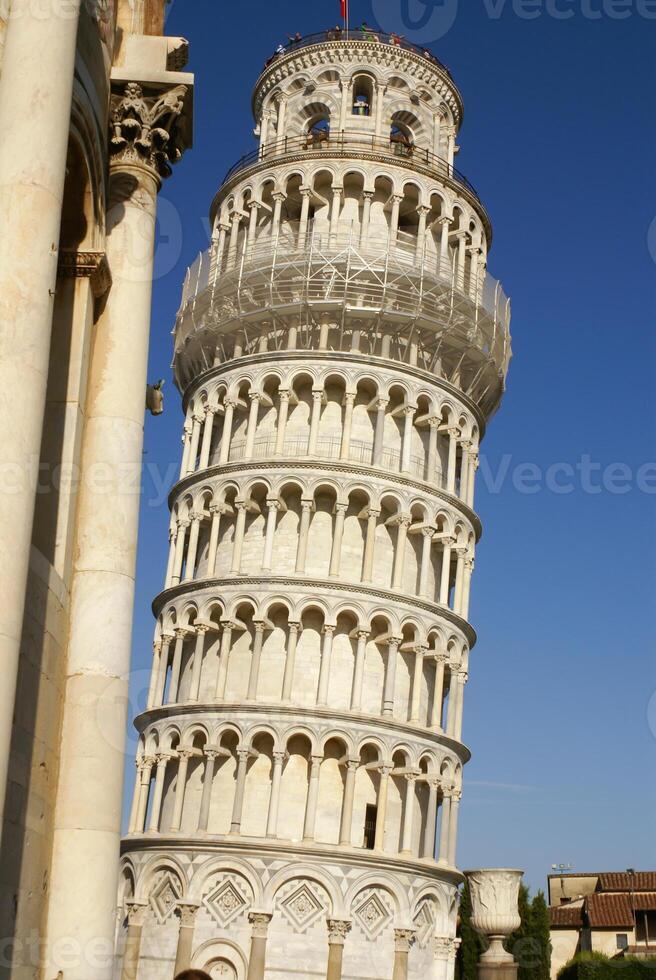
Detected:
left=118, top=28, right=511, bottom=980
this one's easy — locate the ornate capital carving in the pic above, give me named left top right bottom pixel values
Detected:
left=394, top=928, right=417, bottom=952
left=110, top=81, right=191, bottom=180
left=249, top=911, right=273, bottom=938
left=57, top=249, right=112, bottom=298
left=327, top=918, right=352, bottom=945
left=126, top=903, right=147, bottom=927
left=177, top=902, right=199, bottom=927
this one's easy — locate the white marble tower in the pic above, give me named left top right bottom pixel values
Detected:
left=118, top=28, right=511, bottom=980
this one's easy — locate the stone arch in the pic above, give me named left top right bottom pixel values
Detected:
left=263, top=864, right=344, bottom=917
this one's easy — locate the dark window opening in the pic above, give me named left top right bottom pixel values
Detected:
left=364, top=804, right=377, bottom=849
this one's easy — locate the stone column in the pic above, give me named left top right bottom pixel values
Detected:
left=329, top=185, right=343, bottom=243
left=410, top=648, right=426, bottom=724
left=174, top=903, right=199, bottom=976
left=360, top=191, right=374, bottom=245
left=266, top=751, right=285, bottom=837
left=247, top=621, right=266, bottom=700
left=148, top=755, right=169, bottom=832
left=439, top=537, right=454, bottom=606
left=453, top=549, right=466, bottom=616
left=327, top=920, right=352, bottom=980
left=135, top=758, right=154, bottom=834
left=308, top=388, right=323, bottom=454
left=180, top=420, right=193, bottom=476
left=230, top=501, right=247, bottom=573
left=317, top=626, right=335, bottom=706
left=401, top=774, right=418, bottom=855
left=295, top=499, right=314, bottom=573
left=339, top=760, right=359, bottom=846
left=438, top=216, right=452, bottom=277
left=127, top=762, right=143, bottom=834
left=247, top=200, right=261, bottom=253
left=206, top=504, right=223, bottom=577
left=281, top=622, right=300, bottom=701
left=374, top=767, right=391, bottom=852
left=303, top=755, right=323, bottom=840
left=199, top=406, right=217, bottom=469
left=189, top=624, right=210, bottom=702
left=392, top=518, right=410, bottom=590
left=270, top=191, right=285, bottom=239
left=350, top=631, right=369, bottom=711
left=419, top=527, right=435, bottom=598
left=146, top=640, right=162, bottom=710
left=168, top=628, right=188, bottom=704
left=437, top=791, right=452, bottom=863
left=431, top=656, right=447, bottom=730
left=446, top=665, right=459, bottom=737
left=455, top=671, right=467, bottom=741
left=415, top=205, right=430, bottom=259
left=261, top=499, right=279, bottom=570
left=198, top=749, right=218, bottom=832
left=372, top=398, right=388, bottom=464
left=214, top=623, right=233, bottom=700
left=427, top=418, right=440, bottom=482
left=230, top=749, right=250, bottom=833
left=298, top=187, right=312, bottom=248
left=170, top=751, right=191, bottom=832
left=219, top=398, right=235, bottom=463
left=120, top=904, right=147, bottom=980
left=338, top=76, right=351, bottom=130
left=467, top=451, right=479, bottom=510
left=462, top=558, right=475, bottom=620
left=424, top=779, right=440, bottom=860
left=361, top=509, right=379, bottom=583
left=247, top=912, right=273, bottom=980
left=392, top=929, right=416, bottom=980
left=340, top=392, right=356, bottom=459
left=46, top=72, right=192, bottom=965
left=184, top=513, right=201, bottom=581
left=245, top=391, right=262, bottom=457
left=274, top=389, right=291, bottom=454
left=389, top=194, right=403, bottom=244
left=187, top=413, right=203, bottom=473
left=401, top=406, right=416, bottom=472
left=456, top=233, right=467, bottom=288
left=165, top=527, right=178, bottom=587
left=0, top=0, right=83, bottom=829
left=447, top=427, right=460, bottom=493
left=448, top=791, right=462, bottom=866
left=227, top=210, right=242, bottom=265
left=329, top=505, right=347, bottom=577
left=155, top=633, right=173, bottom=707
left=171, top=519, right=189, bottom=585
left=383, top=638, right=400, bottom=717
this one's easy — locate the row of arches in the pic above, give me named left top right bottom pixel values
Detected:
left=148, top=601, right=468, bottom=735
left=118, top=853, right=459, bottom=979
left=129, top=724, right=462, bottom=867
left=165, top=479, right=475, bottom=618
left=212, top=168, right=486, bottom=297
left=179, top=369, right=480, bottom=508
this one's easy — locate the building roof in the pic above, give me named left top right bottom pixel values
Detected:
left=586, top=893, right=634, bottom=928
left=550, top=905, right=584, bottom=928
left=597, top=873, right=656, bottom=893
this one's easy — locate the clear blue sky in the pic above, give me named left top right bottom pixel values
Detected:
left=125, top=0, right=656, bottom=894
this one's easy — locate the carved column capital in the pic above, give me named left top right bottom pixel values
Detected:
left=327, top=918, right=352, bottom=945
left=394, top=928, right=417, bottom=952
left=248, top=911, right=273, bottom=938
left=109, top=80, right=192, bottom=182
left=176, top=902, right=199, bottom=926
left=126, top=903, right=147, bottom=927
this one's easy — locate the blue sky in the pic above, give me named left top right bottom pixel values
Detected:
left=125, top=0, right=656, bottom=894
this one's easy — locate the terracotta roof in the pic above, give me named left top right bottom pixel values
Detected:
left=597, top=873, right=656, bottom=893
left=550, top=905, right=584, bottom=928
left=633, top=892, right=656, bottom=911
left=586, top=893, right=634, bottom=928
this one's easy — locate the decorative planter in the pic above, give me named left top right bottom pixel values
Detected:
left=465, top=869, right=523, bottom=963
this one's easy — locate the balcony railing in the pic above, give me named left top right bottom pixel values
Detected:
left=221, top=132, right=479, bottom=201
left=260, top=29, right=453, bottom=77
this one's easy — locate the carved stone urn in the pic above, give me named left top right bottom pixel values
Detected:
left=465, top=869, right=523, bottom=974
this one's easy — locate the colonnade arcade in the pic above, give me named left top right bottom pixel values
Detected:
left=146, top=597, right=469, bottom=733
left=127, top=719, right=462, bottom=866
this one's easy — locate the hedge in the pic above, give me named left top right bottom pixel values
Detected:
left=558, top=954, right=656, bottom=980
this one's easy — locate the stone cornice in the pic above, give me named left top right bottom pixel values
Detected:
left=251, top=39, right=463, bottom=127
left=152, top=575, right=477, bottom=648
left=180, top=349, right=487, bottom=438
left=120, top=834, right=465, bottom=887
left=168, top=456, right=482, bottom=542
left=133, top=700, right=471, bottom=764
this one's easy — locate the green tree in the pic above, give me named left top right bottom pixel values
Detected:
left=531, top=890, right=552, bottom=980
left=456, top=881, right=486, bottom=980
